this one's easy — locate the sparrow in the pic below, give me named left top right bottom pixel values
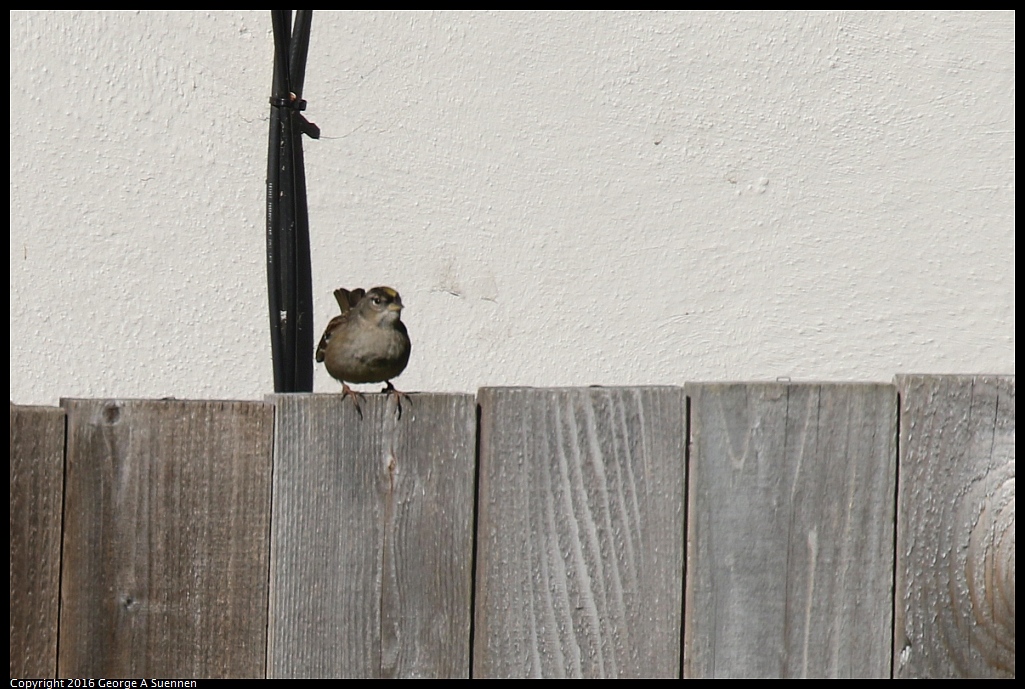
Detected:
left=316, top=286, right=411, bottom=416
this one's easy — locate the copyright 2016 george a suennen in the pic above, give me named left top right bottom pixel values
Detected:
left=11, top=681, right=198, bottom=688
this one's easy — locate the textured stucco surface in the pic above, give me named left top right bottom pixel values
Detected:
left=9, top=11, right=1015, bottom=405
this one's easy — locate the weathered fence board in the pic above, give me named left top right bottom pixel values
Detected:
left=10, top=404, right=66, bottom=678
left=894, top=375, right=1015, bottom=678
left=268, top=393, right=476, bottom=678
left=58, top=399, right=274, bottom=678
left=9, top=377, right=1013, bottom=679
left=685, top=383, right=897, bottom=678
left=474, top=387, right=686, bottom=678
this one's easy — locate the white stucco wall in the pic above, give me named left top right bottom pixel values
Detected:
left=9, top=11, right=1015, bottom=405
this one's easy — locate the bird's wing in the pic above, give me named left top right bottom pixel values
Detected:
left=315, top=313, right=349, bottom=363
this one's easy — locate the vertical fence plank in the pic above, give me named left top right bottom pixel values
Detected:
left=268, top=393, right=476, bottom=678
left=59, top=399, right=274, bottom=678
left=474, top=387, right=685, bottom=678
left=894, top=375, right=1015, bottom=678
left=10, top=404, right=66, bottom=678
left=685, top=383, right=896, bottom=678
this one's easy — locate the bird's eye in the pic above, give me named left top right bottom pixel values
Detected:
left=372, top=296, right=382, bottom=305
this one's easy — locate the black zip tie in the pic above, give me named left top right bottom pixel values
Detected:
left=269, top=93, right=320, bottom=137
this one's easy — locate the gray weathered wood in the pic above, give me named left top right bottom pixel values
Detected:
left=59, top=399, right=274, bottom=678
left=474, top=387, right=685, bottom=678
left=685, top=383, right=897, bottom=678
left=10, top=404, right=66, bottom=678
left=268, top=393, right=476, bottom=678
left=894, top=375, right=1015, bottom=678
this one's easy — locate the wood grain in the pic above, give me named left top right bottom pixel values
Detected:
left=268, top=393, right=476, bottom=678
left=685, top=383, right=897, bottom=678
left=59, top=399, right=274, bottom=678
left=894, top=375, right=1015, bottom=678
left=10, top=404, right=66, bottom=677
left=474, top=387, right=685, bottom=678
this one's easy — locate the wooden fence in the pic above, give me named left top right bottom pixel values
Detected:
left=9, top=376, right=1014, bottom=678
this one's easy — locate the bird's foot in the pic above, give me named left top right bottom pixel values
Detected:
left=382, top=381, right=412, bottom=419
left=341, top=383, right=366, bottom=419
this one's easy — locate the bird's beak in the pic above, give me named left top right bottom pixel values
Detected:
left=388, top=303, right=403, bottom=312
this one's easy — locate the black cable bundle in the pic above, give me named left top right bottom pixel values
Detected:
left=267, top=10, right=319, bottom=392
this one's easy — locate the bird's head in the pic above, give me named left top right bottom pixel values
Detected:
left=359, top=286, right=404, bottom=326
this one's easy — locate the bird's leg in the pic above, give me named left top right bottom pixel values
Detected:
left=381, top=381, right=412, bottom=419
left=341, top=383, right=366, bottom=419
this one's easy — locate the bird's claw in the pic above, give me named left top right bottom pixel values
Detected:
left=382, top=381, right=412, bottom=419
left=341, top=384, right=366, bottom=419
